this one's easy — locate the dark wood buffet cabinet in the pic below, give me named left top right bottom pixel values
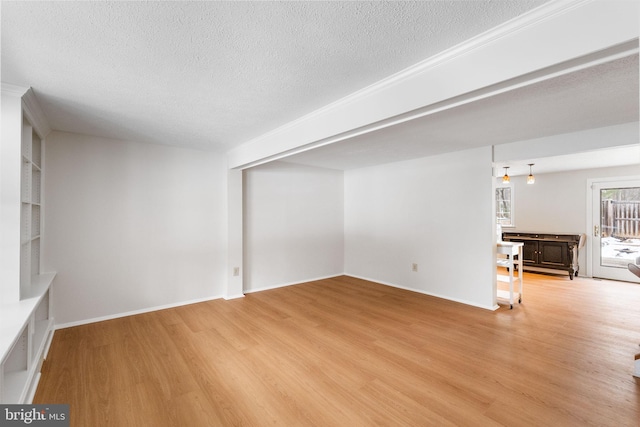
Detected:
left=501, top=232, right=586, bottom=279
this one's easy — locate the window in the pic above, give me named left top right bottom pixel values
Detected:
left=496, top=185, right=514, bottom=227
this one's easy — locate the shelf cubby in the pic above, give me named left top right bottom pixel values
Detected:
left=30, top=239, right=40, bottom=278
left=21, top=159, right=31, bottom=203
left=31, top=168, right=41, bottom=205
left=20, top=242, right=31, bottom=298
left=31, top=205, right=40, bottom=238
left=1, top=325, right=29, bottom=404
left=21, top=118, right=32, bottom=161
left=21, top=203, right=31, bottom=244
left=31, top=131, right=41, bottom=168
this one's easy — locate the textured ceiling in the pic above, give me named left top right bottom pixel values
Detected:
left=2, top=0, right=550, bottom=152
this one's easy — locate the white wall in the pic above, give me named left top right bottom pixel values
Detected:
left=43, top=131, right=228, bottom=326
left=504, top=163, right=640, bottom=273
left=243, top=161, right=344, bottom=292
left=344, top=146, right=496, bottom=309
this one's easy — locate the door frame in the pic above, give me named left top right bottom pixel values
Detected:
left=586, top=175, right=640, bottom=280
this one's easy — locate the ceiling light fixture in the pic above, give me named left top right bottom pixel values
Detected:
left=527, top=163, right=535, bottom=184
left=502, top=167, right=510, bottom=184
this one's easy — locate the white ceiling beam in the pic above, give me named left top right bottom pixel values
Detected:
left=228, top=0, right=639, bottom=170
left=493, top=122, right=639, bottom=164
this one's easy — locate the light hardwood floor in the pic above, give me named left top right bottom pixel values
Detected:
left=35, top=273, right=640, bottom=426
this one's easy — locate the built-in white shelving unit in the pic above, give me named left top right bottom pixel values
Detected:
left=0, top=274, right=55, bottom=403
left=1, top=83, right=55, bottom=403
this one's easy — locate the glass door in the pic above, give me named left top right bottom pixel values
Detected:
left=591, top=179, right=640, bottom=283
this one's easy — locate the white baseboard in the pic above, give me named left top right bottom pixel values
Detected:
left=25, top=372, right=41, bottom=404
left=54, top=273, right=498, bottom=330
left=42, top=324, right=55, bottom=360
left=345, top=273, right=498, bottom=311
left=243, top=273, right=345, bottom=294
left=55, top=294, right=224, bottom=330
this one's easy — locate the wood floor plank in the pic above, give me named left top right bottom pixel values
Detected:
left=34, top=273, right=640, bottom=426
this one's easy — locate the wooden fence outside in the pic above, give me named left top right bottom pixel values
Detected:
left=602, top=200, right=640, bottom=238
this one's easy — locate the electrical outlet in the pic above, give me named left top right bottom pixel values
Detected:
left=412, top=263, right=418, bottom=272
left=233, top=267, right=240, bottom=276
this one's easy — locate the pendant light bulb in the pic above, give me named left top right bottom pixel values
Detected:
left=502, top=166, right=510, bottom=184
left=527, top=163, right=535, bottom=184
